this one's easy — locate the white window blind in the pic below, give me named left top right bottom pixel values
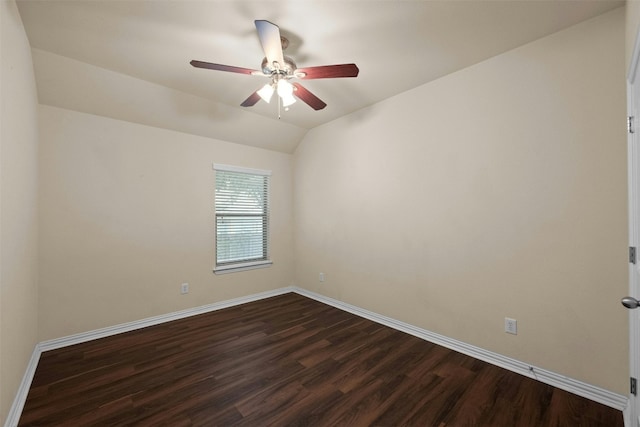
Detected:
left=214, top=164, right=271, bottom=272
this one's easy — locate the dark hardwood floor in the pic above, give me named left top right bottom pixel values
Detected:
left=19, top=293, right=623, bottom=426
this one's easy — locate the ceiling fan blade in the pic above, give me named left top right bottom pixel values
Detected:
left=190, top=60, right=260, bottom=75
left=295, top=64, right=359, bottom=79
left=292, top=83, right=327, bottom=110
left=240, top=91, right=262, bottom=107
left=255, top=20, right=285, bottom=71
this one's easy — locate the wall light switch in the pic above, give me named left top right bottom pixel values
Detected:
left=181, top=283, right=189, bottom=294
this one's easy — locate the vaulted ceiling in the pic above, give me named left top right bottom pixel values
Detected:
left=17, top=0, right=623, bottom=153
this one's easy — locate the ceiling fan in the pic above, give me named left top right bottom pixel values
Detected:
left=190, top=20, right=359, bottom=112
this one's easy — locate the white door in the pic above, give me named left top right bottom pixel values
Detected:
left=623, top=38, right=640, bottom=427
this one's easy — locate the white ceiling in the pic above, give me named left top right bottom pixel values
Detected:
left=17, top=0, right=623, bottom=153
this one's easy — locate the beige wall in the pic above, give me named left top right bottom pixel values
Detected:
left=38, top=105, right=294, bottom=340
left=294, top=8, right=628, bottom=394
left=0, top=0, right=40, bottom=423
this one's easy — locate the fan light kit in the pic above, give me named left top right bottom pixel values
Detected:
left=191, top=20, right=359, bottom=117
left=257, top=77, right=296, bottom=107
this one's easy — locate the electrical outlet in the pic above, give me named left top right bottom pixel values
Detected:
left=505, top=317, right=517, bottom=335
left=319, top=272, right=325, bottom=282
left=181, top=283, right=189, bottom=294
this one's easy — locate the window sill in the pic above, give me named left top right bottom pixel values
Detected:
left=213, top=260, right=273, bottom=275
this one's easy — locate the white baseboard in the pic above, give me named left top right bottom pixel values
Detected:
left=4, top=345, right=42, bottom=427
left=292, top=287, right=629, bottom=412
left=39, top=286, right=294, bottom=352
left=4, top=285, right=628, bottom=427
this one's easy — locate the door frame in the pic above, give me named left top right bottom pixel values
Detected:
left=627, top=28, right=640, bottom=427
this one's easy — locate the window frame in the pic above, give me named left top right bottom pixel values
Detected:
left=213, top=163, right=272, bottom=274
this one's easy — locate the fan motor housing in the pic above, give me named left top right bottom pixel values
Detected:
left=261, top=56, right=297, bottom=76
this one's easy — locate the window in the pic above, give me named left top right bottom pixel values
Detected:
left=213, top=164, right=271, bottom=273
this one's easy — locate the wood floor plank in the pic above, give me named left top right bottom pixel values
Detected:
left=19, top=293, right=624, bottom=426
